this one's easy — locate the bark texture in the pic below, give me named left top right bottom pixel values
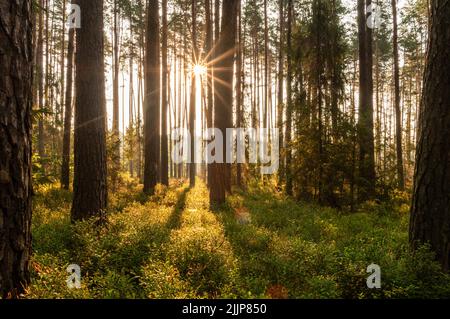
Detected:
left=61, top=26, right=75, bottom=190
left=0, top=0, right=33, bottom=298
left=71, top=0, right=108, bottom=221
left=210, top=0, right=238, bottom=204
left=143, top=0, right=161, bottom=194
left=410, top=0, right=450, bottom=272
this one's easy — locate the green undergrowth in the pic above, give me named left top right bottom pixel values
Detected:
left=27, top=179, right=450, bottom=299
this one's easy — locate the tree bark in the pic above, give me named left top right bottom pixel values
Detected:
left=392, top=0, right=405, bottom=190
left=209, top=0, right=238, bottom=204
left=161, top=0, right=169, bottom=186
left=205, top=0, right=213, bottom=187
left=357, top=0, right=376, bottom=201
left=277, top=0, right=285, bottom=188
left=0, top=0, right=33, bottom=298
left=71, top=0, right=108, bottom=221
left=236, top=0, right=243, bottom=187
left=37, top=0, right=45, bottom=162
left=410, top=0, right=450, bottom=272
left=189, top=0, right=197, bottom=188
left=61, top=26, right=75, bottom=190
left=285, top=0, right=293, bottom=196
left=143, top=0, right=161, bottom=194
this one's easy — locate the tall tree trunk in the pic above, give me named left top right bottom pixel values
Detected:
left=143, top=0, right=161, bottom=194
left=37, top=0, right=45, bottom=162
left=263, top=0, right=269, bottom=146
left=236, top=0, right=243, bottom=187
left=0, top=0, right=33, bottom=298
left=285, top=0, right=293, bottom=196
left=189, top=0, right=197, bottom=188
left=205, top=0, right=213, bottom=187
left=129, top=10, right=135, bottom=178
left=71, top=0, right=108, bottom=221
left=59, top=0, right=66, bottom=125
left=210, top=0, right=238, bottom=204
left=161, top=0, right=169, bottom=186
left=277, top=0, right=285, bottom=188
left=392, top=0, right=404, bottom=190
left=112, top=0, right=120, bottom=187
left=61, top=26, right=75, bottom=190
left=410, top=0, right=450, bottom=272
left=357, top=0, right=376, bottom=201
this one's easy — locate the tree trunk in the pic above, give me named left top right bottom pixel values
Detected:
left=59, top=0, right=66, bottom=126
left=392, top=0, right=404, bottom=190
left=61, top=26, right=75, bottom=190
left=37, top=0, right=45, bottom=162
left=129, top=10, right=135, bottom=178
left=285, top=0, right=293, bottom=196
left=71, top=0, right=108, bottom=221
left=189, top=0, right=197, bottom=188
left=0, top=0, right=33, bottom=298
left=357, top=0, right=376, bottom=201
left=410, top=0, right=450, bottom=272
left=161, top=0, right=169, bottom=186
left=111, top=0, right=120, bottom=188
left=210, top=0, right=238, bottom=204
left=143, top=0, right=161, bottom=194
left=277, top=0, right=285, bottom=188
left=236, top=0, right=243, bottom=187
left=205, top=0, right=213, bottom=187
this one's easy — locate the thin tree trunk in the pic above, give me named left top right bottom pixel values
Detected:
left=161, top=0, right=169, bottom=186
left=37, top=0, right=45, bottom=162
left=277, top=0, right=284, bottom=188
left=392, top=0, right=404, bottom=190
left=61, top=26, right=75, bottom=190
left=285, top=0, right=293, bottom=196
left=236, top=0, right=243, bottom=187
left=205, top=0, right=213, bottom=187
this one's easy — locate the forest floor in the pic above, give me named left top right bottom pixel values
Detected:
left=27, top=177, right=450, bottom=299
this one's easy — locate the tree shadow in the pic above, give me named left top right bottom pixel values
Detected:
left=165, top=187, right=189, bottom=230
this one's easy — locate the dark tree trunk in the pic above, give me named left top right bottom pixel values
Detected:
left=61, top=26, right=76, bottom=190
left=143, top=0, right=161, bottom=194
left=71, top=0, right=108, bottom=221
left=392, top=0, right=404, bottom=190
left=110, top=0, right=121, bottom=189
left=189, top=0, right=197, bottom=188
left=410, top=0, right=450, bottom=272
left=0, top=0, right=33, bottom=298
left=357, top=0, right=376, bottom=201
left=285, top=0, right=293, bottom=196
left=37, top=0, right=45, bottom=162
left=236, top=0, right=243, bottom=187
left=277, top=0, right=284, bottom=188
left=210, top=0, right=238, bottom=205
left=113, top=0, right=119, bottom=135
left=205, top=0, right=213, bottom=187
left=161, top=0, right=169, bottom=186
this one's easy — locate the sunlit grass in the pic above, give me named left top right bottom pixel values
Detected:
left=27, top=178, right=450, bottom=299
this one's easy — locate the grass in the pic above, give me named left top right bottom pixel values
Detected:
left=27, top=178, right=450, bottom=299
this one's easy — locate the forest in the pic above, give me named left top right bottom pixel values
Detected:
left=0, top=0, right=449, bottom=299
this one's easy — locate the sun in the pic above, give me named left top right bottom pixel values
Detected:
left=193, top=64, right=207, bottom=76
